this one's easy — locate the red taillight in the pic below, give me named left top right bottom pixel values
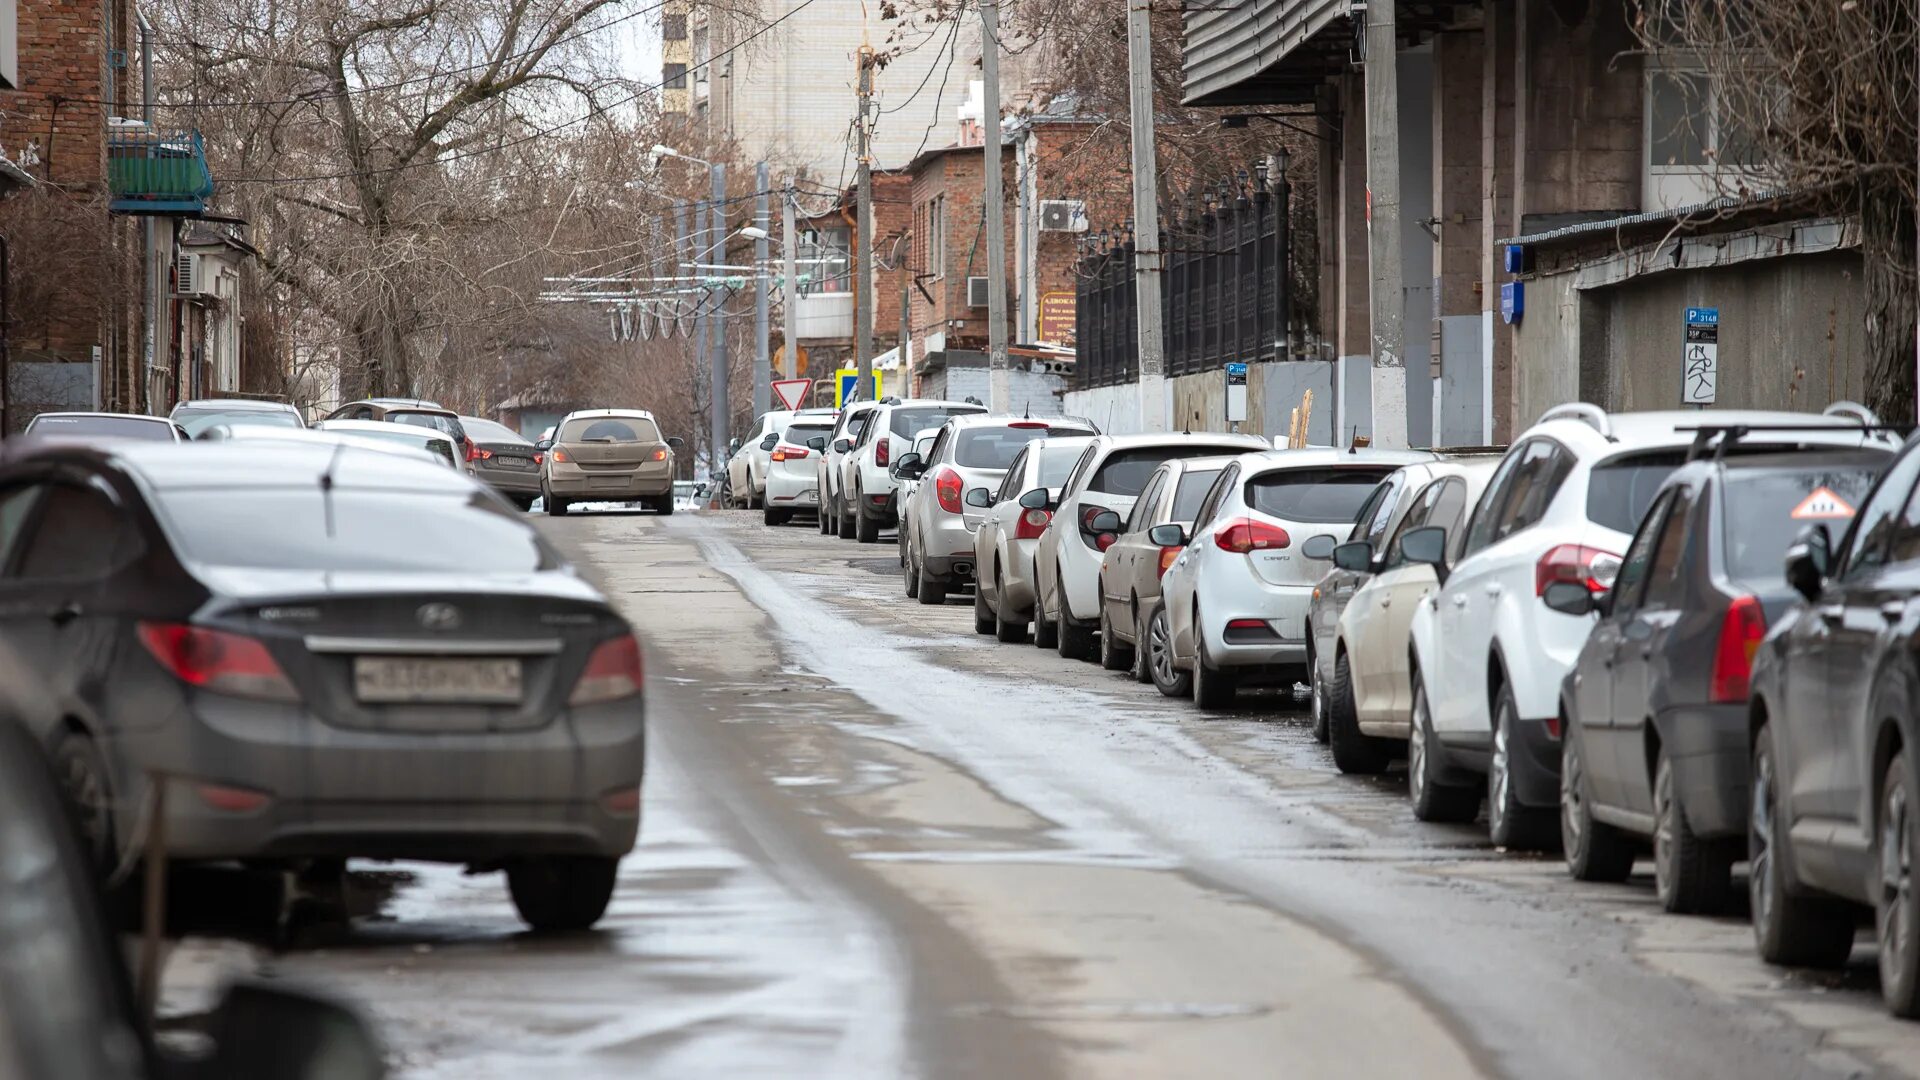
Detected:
left=1015, top=507, right=1052, bottom=540
left=1535, top=544, right=1623, bottom=596
left=196, top=783, right=271, bottom=813
left=571, top=633, right=644, bottom=706
left=651, top=447, right=669, bottom=461
left=1009, top=421, right=1048, bottom=429
left=876, top=438, right=891, bottom=467
left=771, top=445, right=810, bottom=461
left=1226, top=618, right=1269, bottom=630
left=1212, top=517, right=1291, bottom=554
left=601, top=786, right=641, bottom=814
left=1157, top=546, right=1182, bottom=576
left=533, top=452, right=545, bottom=466
left=136, top=621, right=299, bottom=702
left=463, top=437, right=479, bottom=463
left=1095, top=531, right=1118, bottom=552
left=934, top=468, right=963, bottom=514
left=472, top=447, right=493, bottom=461
left=551, top=448, right=570, bottom=463
left=1709, top=595, right=1767, bottom=703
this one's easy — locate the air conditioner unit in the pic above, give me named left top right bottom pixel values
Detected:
left=173, top=252, right=210, bottom=297
left=1038, top=199, right=1088, bottom=233
left=967, top=275, right=992, bottom=308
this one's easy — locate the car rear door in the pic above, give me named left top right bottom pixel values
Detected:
left=1431, top=444, right=1529, bottom=733
left=1104, top=468, right=1168, bottom=621
left=1608, top=485, right=1696, bottom=816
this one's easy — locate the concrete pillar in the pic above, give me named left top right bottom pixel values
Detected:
left=1336, top=72, right=1373, bottom=441
left=1398, top=48, right=1435, bottom=448
left=1434, top=28, right=1486, bottom=446
left=1482, top=0, right=1518, bottom=440
left=1513, top=0, right=1641, bottom=226
left=1317, top=85, right=1341, bottom=359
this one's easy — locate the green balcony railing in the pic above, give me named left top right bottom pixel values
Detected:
left=108, top=129, right=214, bottom=215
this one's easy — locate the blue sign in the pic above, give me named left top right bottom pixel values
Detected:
left=1686, top=307, right=1720, bottom=326
left=1225, top=362, right=1248, bottom=378
left=1500, top=282, right=1524, bottom=324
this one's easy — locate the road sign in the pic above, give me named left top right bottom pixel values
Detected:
left=1224, top=362, right=1248, bottom=424
left=1684, top=307, right=1719, bottom=405
left=835, top=369, right=882, bottom=407
left=772, top=378, right=812, bottom=412
left=1790, top=486, right=1857, bottom=521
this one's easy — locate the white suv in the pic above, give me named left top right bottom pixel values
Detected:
left=838, top=400, right=988, bottom=544
left=816, top=401, right=883, bottom=538
left=1401, top=403, right=1895, bottom=848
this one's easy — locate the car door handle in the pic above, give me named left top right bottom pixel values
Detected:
left=1484, top=584, right=1502, bottom=597
left=1882, top=601, right=1905, bottom=623
left=48, top=602, right=82, bottom=627
left=1379, top=596, right=1392, bottom=608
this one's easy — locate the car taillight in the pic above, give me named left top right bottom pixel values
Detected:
left=551, top=448, right=570, bottom=463
left=1015, top=507, right=1052, bottom=540
left=771, top=445, right=810, bottom=461
left=876, top=438, right=891, bottom=467
left=1009, top=421, right=1048, bottom=429
left=1535, top=544, right=1623, bottom=596
left=473, top=448, right=493, bottom=461
left=1709, top=595, right=1767, bottom=703
left=934, top=468, right=963, bottom=514
left=571, top=633, right=644, bottom=706
left=1158, top=546, right=1182, bottom=576
left=136, top=621, right=299, bottom=702
left=463, top=437, right=478, bottom=463
left=533, top=452, right=544, bottom=466
left=1213, top=517, right=1291, bottom=553
left=651, top=447, right=668, bottom=461
left=1094, top=531, right=1118, bottom=552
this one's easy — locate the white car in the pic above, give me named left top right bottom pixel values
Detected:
left=837, top=399, right=988, bottom=544
left=817, top=401, right=883, bottom=538
left=762, top=412, right=843, bottom=525
left=725, top=409, right=794, bottom=508
left=973, top=435, right=1099, bottom=641
left=199, top=422, right=455, bottom=469
left=1033, top=431, right=1271, bottom=661
left=1153, top=448, right=1433, bottom=707
left=309, top=418, right=462, bottom=468
left=1400, top=402, right=1896, bottom=848
left=892, top=427, right=944, bottom=563
left=1321, top=459, right=1501, bottom=774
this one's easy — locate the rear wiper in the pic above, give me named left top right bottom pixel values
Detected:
left=319, top=439, right=345, bottom=539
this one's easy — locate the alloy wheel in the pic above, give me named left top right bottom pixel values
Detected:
left=1881, top=776, right=1913, bottom=989
left=1751, top=752, right=1776, bottom=930
left=1561, top=738, right=1586, bottom=856
left=1150, top=611, right=1176, bottom=684
left=1490, top=711, right=1513, bottom=834
left=1655, top=760, right=1677, bottom=903
left=1409, top=691, right=1429, bottom=806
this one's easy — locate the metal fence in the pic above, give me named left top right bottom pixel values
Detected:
left=1074, top=177, right=1293, bottom=390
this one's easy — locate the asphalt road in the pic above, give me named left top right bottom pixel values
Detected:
left=169, top=506, right=1920, bottom=1078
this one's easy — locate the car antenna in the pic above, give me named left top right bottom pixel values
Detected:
left=318, top=439, right=345, bottom=539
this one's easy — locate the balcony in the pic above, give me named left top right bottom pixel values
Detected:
left=791, top=292, right=853, bottom=341
left=108, top=127, right=214, bottom=215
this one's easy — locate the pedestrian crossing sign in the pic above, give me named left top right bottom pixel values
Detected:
left=1790, top=487, right=1856, bottom=521
left=835, top=370, right=882, bottom=407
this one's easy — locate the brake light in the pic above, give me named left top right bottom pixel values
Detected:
left=934, top=468, right=964, bottom=514
left=1094, top=531, right=1118, bottom=552
left=1709, top=595, right=1767, bottom=703
left=650, top=448, right=668, bottom=461
left=463, top=437, right=478, bottom=463
left=1080, top=506, right=1106, bottom=532
left=533, top=452, right=544, bottom=466
left=571, top=633, right=644, bottom=706
left=137, top=622, right=298, bottom=702
left=196, top=784, right=270, bottom=813
left=1158, top=546, right=1182, bottom=576
left=472, top=447, right=493, bottom=461
left=771, top=445, right=810, bottom=461
left=876, top=438, right=891, bottom=467
left=1009, top=421, right=1048, bottom=429
left=1016, top=507, right=1052, bottom=540
left=1535, top=544, right=1623, bottom=596
left=551, top=448, right=570, bottom=463
left=1213, top=518, right=1291, bottom=553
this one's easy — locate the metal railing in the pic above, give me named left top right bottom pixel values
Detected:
left=108, top=129, right=215, bottom=214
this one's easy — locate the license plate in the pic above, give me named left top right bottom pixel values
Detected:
left=353, top=657, right=523, bottom=704
left=588, top=475, right=629, bottom=489
left=496, top=455, right=533, bottom=469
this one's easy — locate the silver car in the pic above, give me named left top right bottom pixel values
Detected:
left=1094, top=456, right=1236, bottom=676
left=970, top=435, right=1097, bottom=640
left=816, top=401, right=883, bottom=537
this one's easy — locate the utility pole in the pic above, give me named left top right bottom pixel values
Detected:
left=710, top=164, right=730, bottom=465
left=754, top=161, right=772, bottom=416
left=854, top=47, right=876, bottom=402
left=781, top=176, right=802, bottom=381
left=687, top=198, right=709, bottom=468
left=900, top=240, right=914, bottom=387
left=980, top=0, right=1011, bottom=412
left=1125, top=0, right=1167, bottom=431
left=1363, top=5, right=1408, bottom=447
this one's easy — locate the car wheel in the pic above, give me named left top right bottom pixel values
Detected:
left=1130, top=605, right=1153, bottom=683
left=655, top=494, right=676, bottom=516
left=855, top=488, right=881, bottom=544
left=1099, top=596, right=1134, bottom=672
left=973, top=582, right=996, bottom=634
left=994, top=571, right=1027, bottom=643
left=1327, top=651, right=1392, bottom=775
left=1055, top=572, right=1098, bottom=662
left=1410, top=677, right=1479, bottom=823
left=507, top=856, right=619, bottom=932
left=1032, top=570, right=1059, bottom=650
left=1561, top=725, right=1636, bottom=882
left=917, top=555, right=948, bottom=605
left=1750, top=722, right=1856, bottom=968
left=1879, top=750, right=1920, bottom=1017
left=819, top=495, right=833, bottom=534
left=1147, top=604, right=1191, bottom=698
left=764, top=504, right=788, bottom=526
left=546, top=493, right=568, bottom=516
left=1655, top=747, right=1734, bottom=914
left=837, top=493, right=858, bottom=539
left=1191, top=612, right=1237, bottom=711
left=1488, top=683, right=1558, bottom=851
left=904, top=539, right=921, bottom=598
left=1308, top=636, right=1330, bottom=744
left=52, top=731, right=115, bottom=877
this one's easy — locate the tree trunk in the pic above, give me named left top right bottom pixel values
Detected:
left=1861, top=188, right=1918, bottom=425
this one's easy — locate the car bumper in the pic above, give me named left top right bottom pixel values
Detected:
left=765, top=468, right=820, bottom=507
left=1199, top=578, right=1312, bottom=672
left=547, top=462, right=673, bottom=499
left=923, top=508, right=976, bottom=560
left=1662, top=702, right=1750, bottom=838
left=996, top=538, right=1040, bottom=615
left=923, top=552, right=978, bottom=585
left=1504, top=711, right=1563, bottom=807
left=475, top=468, right=543, bottom=496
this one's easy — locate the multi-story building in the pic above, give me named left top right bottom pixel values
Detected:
left=659, top=0, right=693, bottom=123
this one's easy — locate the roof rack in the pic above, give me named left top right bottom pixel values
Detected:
left=1537, top=403, right=1614, bottom=441
left=1823, top=400, right=1882, bottom=426
left=1677, top=422, right=1903, bottom=462
left=1430, top=444, right=1509, bottom=456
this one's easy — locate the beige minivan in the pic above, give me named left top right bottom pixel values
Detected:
left=538, top=408, right=682, bottom=515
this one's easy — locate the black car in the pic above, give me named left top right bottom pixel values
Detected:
left=1548, top=445, right=1889, bottom=915
left=1747, top=432, right=1920, bottom=1017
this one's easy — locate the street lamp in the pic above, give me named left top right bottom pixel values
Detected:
left=650, top=144, right=714, bottom=169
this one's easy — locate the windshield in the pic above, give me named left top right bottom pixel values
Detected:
left=889, top=406, right=984, bottom=438
left=1039, top=444, right=1085, bottom=488
left=784, top=422, right=834, bottom=444
left=159, top=489, right=559, bottom=572
left=26, top=415, right=172, bottom=440
left=174, top=408, right=301, bottom=437
left=561, top=416, right=661, bottom=443
left=1092, top=447, right=1243, bottom=497
left=1171, top=469, right=1224, bottom=521
left=1587, top=451, right=1687, bottom=534
left=1722, top=466, right=1882, bottom=584
left=1245, top=468, right=1394, bottom=523
left=955, top=426, right=1050, bottom=469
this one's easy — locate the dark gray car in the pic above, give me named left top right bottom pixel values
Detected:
left=1094, top=456, right=1232, bottom=680
left=0, top=439, right=646, bottom=931
left=461, top=415, right=544, bottom=510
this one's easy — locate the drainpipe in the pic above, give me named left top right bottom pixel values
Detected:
left=137, top=9, right=158, bottom=412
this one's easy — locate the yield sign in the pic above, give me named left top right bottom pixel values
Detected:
left=772, top=379, right=812, bottom=412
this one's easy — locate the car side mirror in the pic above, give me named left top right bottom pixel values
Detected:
left=893, top=451, right=926, bottom=480
left=667, top=436, right=685, bottom=449
left=1542, top=580, right=1597, bottom=617
left=965, top=486, right=994, bottom=508
left=1332, top=541, right=1373, bottom=573
left=833, top=438, right=852, bottom=454
left=535, top=438, right=552, bottom=452
left=1301, top=534, right=1337, bottom=561
left=1147, top=523, right=1186, bottom=547
left=1018, top=487, right=1050, bottom=511
left=808, top=436, right=828, bottom=452
left=1785, top=524, right=1831, bottom=602
left=1399, top=526, right=1449, bottom=584
left=1087, top=509, right=1124, bottom=534
left=727, top=438, right=741, bottom=455
left=760, top=433, right=779, bottom=451
left=198, top=981, right=384, bottom=1080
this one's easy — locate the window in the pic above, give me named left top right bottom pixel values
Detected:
left=1038, top=443, right=1086, bottom=489
left=1725, top=464, right=1883, bottom=582
left=1355, top=473, right=1403, bottom=547
left=14, top=482, right=138, bottom=580
left=1190, top=464, right=1240, bottom=529
left=800, top=227, right=851, bottom=294
left=24, top=415, right=173, bottom=441
left=559, top=416, right=661, bottom=443
left=1461, top=445, right=1529, bottom=558
left=1245, top=468, right=1395, bottom=525
left=1382, top=479, right=1444, bottom=567
left=1170, top=468, right=1223, bottom=523
left=923, top=428, right=951, bottom=466
left=891, top=406, right=982, bottom=439
left=956, top=427, right=1046, bottom=470
left=1488, top=440, right=1572, bottom=542
left=1586, top=450, right=1688, bottom=534
left=927, top=194, right=946, bottom=278
left=662, top=13, right=687, bottom=39
left=1060, top=445, right=1099, bottom=495
left=663, top=63, right=688, bottom=89
left=1642, top=487, right=1698, bottom=609
left=1611, top=490, right=1676, bottom=616
left=1845, top=449, right=1920, bottom=578
left=998, top=449, right=1030, bottom=501
left=1091, top=447, right=1237, bottom=498
left=1126, top=471, right=1169, bottom=532
left=1647, top=69, right=1710, bottom=169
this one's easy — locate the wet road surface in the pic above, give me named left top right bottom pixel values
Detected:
left=169, top=507, right=1920, bottom=1077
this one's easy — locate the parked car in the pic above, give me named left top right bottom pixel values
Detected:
left=1323, top=459, right=1502, bottom=773
left=460, top=415, right=545, bottom=510
left=894, top=415, right=1096, bottom=605
left=761, top=412, right=842, bottom=525
left=1033, top=431, right=1271, bottom=661
left=0, top=438, right=647, bottom=931
left=22, top=411, right=187, bottom=441
left=1095, top=456, right=1235, bottom=677
left=729, top=408, right=832, bottom=510
left=815, top=400, right=884, bottom=537
left=312, top=418, right=461, bottom=468
left=889, top=426, right=945, bottom=548
left=1399, top=402, right=1896, bottom=849
left=1546, top=438, right=1890, bottom=913
left=968, top=435, right=1098, bottom=641
left=324, top=399, right=474, bottom=467
left=538, top=408, right=683, bottom=516
left=837, top=399, right=990, bottom=543
left=1153, top=448, right=1431, bottom=706
left=170, top=397, right=305, bottom=438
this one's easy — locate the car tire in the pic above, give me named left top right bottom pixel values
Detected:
left=1130, top=605, right=1153, bottom=683
left=1328, top=651, right=1392, bottom=775
left=1655, top=747, right=1734, bottom=914
left=1055, top=573, right=1098, bottom=662
left=52, top=731, right=116, bottom=877
left=904, top=540, right=921, bottom=598
left=917, top=558, right=948, bottom=605
left=1488, top=683, right=1558, bottom=852
left=1147, top=604, right=1191, bottom=698
left=1032, top=570, right=1059, bottom=650
left=1308, top=635, right=1330, bottom=744
left=993, top=571, right=1026, bottom=643
left=1878, top=750, right=1920, bottom=1017
left=855, top=489, right=881, bottom=544
left=546, top=494, right=568, bottom=516
left=1191, top=613, right=1237, bottom=711
left=837, top=494, right=857, bottom=539
left=1098, top=597, right=1134, bottom=672
left=1409, top=677, right=1480, bottom=823
left=1750, top=722, right=1856, bottom=969
left=973, top=584, right=996, bottom=634
left=655, top=495, right=676, bottom=516
left=1561, top=726, right=1636, bottom=883
left=764, top=504, right=789, bottom=526
left=506, top=856, right=619, bottom=932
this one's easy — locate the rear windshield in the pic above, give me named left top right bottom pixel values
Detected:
left=345, top=428, right=452, bottom=463
left=1245, top=467, right=1394, bottom=523
left=174, top=408, right=301, bottom=437
left=389, top=411, right=461, bottom=438
left=463, top=418, right=529, bottom=444
left=1171, top=469, right=1224, bottom=521
left=1722, top=466, right=1882, bottom=584
left=1091, top=447, right=1242, bottom=497
left=1587, top=451, right=1686, bottom=533
left=560, top=416, right=661, bottom=443
left=1039, top=444, right=1084, bottom=487
left=890, top=406, right=984, bottom=438
left=956, top=426, right=1051, bottom=469
left=159, top=490, right=559, bottom=572
left=784, top=422, right=835, bottom=444
left=27, top=415, right=172, bottom=440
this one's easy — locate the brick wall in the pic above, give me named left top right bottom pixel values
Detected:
left=908, top=146, right=1020, bottom=361
left=1513, top=0, right=1641, bottom=224
left=3, top=0, right=118, bottom=188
